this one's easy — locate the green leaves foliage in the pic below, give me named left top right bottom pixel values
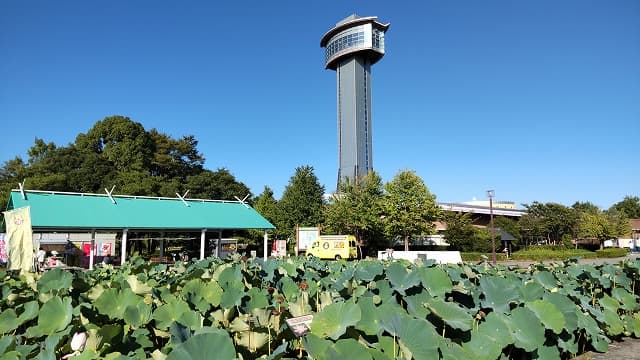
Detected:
left=311, top=301, right=361, bottom=340
left=1, top=255, right=640, bottom=359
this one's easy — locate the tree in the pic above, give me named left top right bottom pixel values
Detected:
left=276, top=166, right=325, bottom=241
left=187, top=168, right=251, bottom=201
left=383, top=170, right=441, bottom=251
left=442, top=212, right=476, bottom=251
left=493, top=216, right=520, bottom=247
left=248, top=186, right=279, bottom=244
left=572, top=201, right=601, bottom=215
left=75, top=115, right=154, bottom=172
left=576, top=208, right=629, bottom=250
left=610, top=196, right=640, bottom=219
left=521, top=202, right=577, bottom=245
left=324, top=172, right=385, bottom=255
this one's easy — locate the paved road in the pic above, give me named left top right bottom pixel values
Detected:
left=574, top=338, right=640, bottom=359
left=496, top=253, right=639, bottom=268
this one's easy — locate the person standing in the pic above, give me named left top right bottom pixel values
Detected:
left=36, top=247, right=46, bottom=271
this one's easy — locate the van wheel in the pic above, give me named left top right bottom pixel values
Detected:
left=335, top=255, right=342, bottom=260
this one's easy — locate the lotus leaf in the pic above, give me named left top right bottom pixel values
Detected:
left=534, top=344, right=561, bottom=359
left=544, top=292, right=578, bottom=331
left=612, top=288, right=637, bottom=311
left=507, top=307, right=545, bottom=352
left=153, top=299, right=202, bottom=330
left=126, top=274, right=153, bottom=295
left=603, top=309, right=624, bottom=336
left=385, top=262, right=420, bottom=296
left=404, top=291, right=431, bottom=319
left=260, top=259, right=278, bottom=282
left=33, top=296, right=72, bottom=336
left=462, top=331, right=504, bottom=360
left=374, top=279, right=395, bottom=304
left=427, top=298, right=473, bottom=331
left=288, top=291, right=312, bottom=317
left=94, top=288, right=143, bottom=320
left=519, top=281, right=545, bottom=302
left=355, top=261, right=384, bottom=282
left=311, top=300, right=361, bottom=340
left=37, top=268, right=73, bottom=293
left=526, top=299, right=565, bottom=334
left=217, top=264, right=242, bottom=287
left=479, top=276, right=519, bottom=314
left=418, top=267, right=453, bottom=298
left=279, top=276, right=299, bottom=301
left=590, top=333, right=610, bottom=353
left=219, top=285, right=245, bottom=309
left=623, top=314, right=640, bottom=337
left=132, top=328, right=154, bottom=349
left=235, top=330, right=271, bottom=352
left=533, top=271, right=558, bottom=291
left=124, top=301, right=153, bottom=327
left=355, top=296, right=384, bottom=336
left=0, top=336, right=15, bottom=355
left=377, top=303, right=407, bottom=336
left=440, top=338, right=471, bottom=360
left=167, top=330, right=236, bottom=360
left=245, top=287, right=269, bottom=311
left=278, top=262, right=297, bottom=277
left=0, top=309, right=18, bottom=334
left=396, top=318, right=440, bottom=360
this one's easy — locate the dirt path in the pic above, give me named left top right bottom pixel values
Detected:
left=573, top=338, right=640, bottom=359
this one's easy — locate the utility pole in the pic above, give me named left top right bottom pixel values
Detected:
left=487, top=190, right=496, bottom=265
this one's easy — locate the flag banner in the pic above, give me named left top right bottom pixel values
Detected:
left=3, top=206, right=34, bottom=272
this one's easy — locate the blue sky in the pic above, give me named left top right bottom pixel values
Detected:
left=1, top=1, right=638, bottom=210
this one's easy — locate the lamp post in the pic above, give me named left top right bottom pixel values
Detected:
left=487, top=190, right=496, bottom=265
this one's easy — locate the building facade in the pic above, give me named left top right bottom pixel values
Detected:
left=321, top=15, right=389, bottom=187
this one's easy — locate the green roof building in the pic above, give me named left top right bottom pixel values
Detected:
left=6, top=189, right=275, bottom=267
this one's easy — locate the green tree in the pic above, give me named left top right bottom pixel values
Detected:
left=521, top=202, right=577, bottom=245
left=148, top=129, right=204, bottom=180
left=493, top=216, right=520, bottom=247
left=324, top=172, right=385, bottom=255
left=276, top=166, right=325, bottom=241
left=610, top=196, right=640, bottom=219
left=383, top=170, right=441, bottom=251
left=75, top=115, right=154, bottom=172
left=576, top=208, right=629, bottom=250
left=572, top=201, right=601, bottom=215
left=442, top=212, right=476, bottom=251
left=248, top=186, right=279, bottom=244
left=187, top=168, right=251, bottom=201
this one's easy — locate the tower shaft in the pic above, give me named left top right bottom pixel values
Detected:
left=321, top=15, right=389, bottom=187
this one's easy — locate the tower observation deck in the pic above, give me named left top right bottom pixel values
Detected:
left=321, top=15, right=389, bottom=187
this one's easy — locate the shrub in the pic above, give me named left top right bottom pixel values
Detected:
left=595, top=247, right=629, bottom=258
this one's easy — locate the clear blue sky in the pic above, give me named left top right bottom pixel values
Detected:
left=1, top=1, right=638, bottom=210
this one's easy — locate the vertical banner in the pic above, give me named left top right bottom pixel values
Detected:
left=3, top=206, right=34, bottom=272
left=0, top=233, right=7, bottom=264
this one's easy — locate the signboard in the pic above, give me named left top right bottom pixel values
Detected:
left=272, top=239, right=287, bottom=257
left=219, top=239, right=238, bottom=258
left=296, top=226, right=320, bottom=253
left=285, top=315, right=313, bottom=337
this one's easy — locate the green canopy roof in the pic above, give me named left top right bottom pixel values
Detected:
left=7, top=190, right=275, bottom=231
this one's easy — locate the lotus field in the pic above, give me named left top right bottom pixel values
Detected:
left=2, top=255, right=640, bottom=359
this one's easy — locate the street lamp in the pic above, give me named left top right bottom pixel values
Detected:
left=487, top=190, right=496, bottom=265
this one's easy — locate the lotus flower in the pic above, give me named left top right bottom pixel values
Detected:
left=62, top=331, right=87, bottom=359
left=70, top=331, right=87, bottom=351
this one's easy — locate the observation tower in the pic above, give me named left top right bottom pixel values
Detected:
left=321, top=14, right=389, bottom=187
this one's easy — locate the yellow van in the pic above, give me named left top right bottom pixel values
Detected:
left=306, top=235, right=358, bottom=260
